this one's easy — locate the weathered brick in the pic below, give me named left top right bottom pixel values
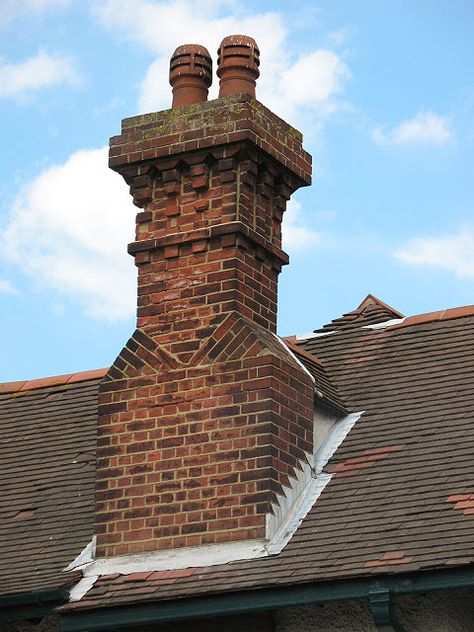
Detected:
left=95, top=93, right=314, bottom=556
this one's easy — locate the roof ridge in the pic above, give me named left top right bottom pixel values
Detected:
left=0, top=368, right=108, bottom=395
left=355, top=293, right=404, bottom=318
left=282, top=339, right=324, bottom=368
left=388, top=304, right=474, bottom=331
left=312, top=294, right=404, bottom=335
left=292, top=303, right=474, bottom=341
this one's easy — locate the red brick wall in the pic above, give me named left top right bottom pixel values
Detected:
left=95, top=94, right=313, bottom=556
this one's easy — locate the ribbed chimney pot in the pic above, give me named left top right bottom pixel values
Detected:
left=217, top=35, right=260, bottom=98
left=169, top=44, right=212, bottom=108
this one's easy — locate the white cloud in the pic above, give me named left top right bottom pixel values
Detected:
left=272, top=50, right=348, bottom=120
left=395, top=228, right=474, bottom=279
left=1, top=147, right=136, bottom=320
left=0, top=0, right=70, bottom=28
left=0, top=51, right=80, bottom=100
left=0, top=280, right=19, bottom=295
left=93, top=0, right=349, bottom=123
left=282, top=199, right=320, bottom=252
left=373, top=111, right=453, bottom=148
left=93, top=95, right=125, bottom=117
left=327, top=26, right=356, bottom=46
left=314, top=209, right=336, bottom=222
left=21, top=0, right=68, bottom=7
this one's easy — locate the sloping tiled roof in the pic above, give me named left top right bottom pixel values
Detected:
left=284, top=340, right=348, bottom=415
left=0, top=369, right=107, bottom=395
left=60, top=300, right=474, bottom=612
left=313, top=293, right=404, bottom=333
left=0, top=372, right=105, bottom=595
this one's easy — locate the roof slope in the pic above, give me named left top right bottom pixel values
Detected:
left=312, top=293, right=404, bottom=334
left=284, top=340, right=348, bottom=415
left=62, top=302, right=474, bottom=612
left=0, top=375, right=103, bottom=595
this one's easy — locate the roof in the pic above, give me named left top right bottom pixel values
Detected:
left=61, top=299, right=474, bottom=612
left=0, top=372, right=105, bottom=596
left=2, top=299, right=474, bottom=612
left=312, top=293, right=405, bottom=333
left=0, top=368, right=107, bottom=395
left=284, top=340, right=348, bottom=415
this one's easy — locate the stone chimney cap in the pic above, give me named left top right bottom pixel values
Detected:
left=169, top=44, right=212, bottom=108
left=217, top=35, right=260, bottom=99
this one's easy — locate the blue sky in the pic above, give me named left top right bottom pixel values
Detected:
left=1, top=0, right=473, bottom=381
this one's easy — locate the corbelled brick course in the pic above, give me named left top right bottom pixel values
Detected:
left=95, top=94, right=314, bottom=556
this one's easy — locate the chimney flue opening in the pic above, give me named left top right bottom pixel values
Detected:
left=169, top=44, right=212, bottom=108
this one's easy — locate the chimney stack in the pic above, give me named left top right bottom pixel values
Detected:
left=97, top=37, right=314, bottom=558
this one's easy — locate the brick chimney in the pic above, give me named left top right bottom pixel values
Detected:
left=96, top=36, right=314, bottom=558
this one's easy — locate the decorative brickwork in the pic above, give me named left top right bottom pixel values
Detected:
left=95, top=93, right=314, bottom=556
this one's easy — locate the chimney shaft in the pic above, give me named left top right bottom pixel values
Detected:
left=96, top=40, right=314, bottom=557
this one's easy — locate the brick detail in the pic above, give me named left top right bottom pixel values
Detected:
left=104, top=329, right=178, bottom=381
left=96, top=93, right=313, bottom=556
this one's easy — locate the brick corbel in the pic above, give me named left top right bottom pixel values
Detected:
left=121, top=164, right=157, bottom=208
left=127, top=221, right=289, bottom=268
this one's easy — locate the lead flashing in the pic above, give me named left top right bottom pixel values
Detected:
left=296, top=330, right=336, bottom=341
left=64, top=538, right=96, bottom=572
left=79, top=540, right=267, bottom=579
left=362, top=318, right=406, bottom=330
left=274, top=334, right=315, bottom=384
left=69, top=576, right=99, bottom=603
left=266, top=470, right=332, bottom=555
left=314, top=411, right=363, bottom=475
left=267, top=411, right=363, bottom=554
left=66, top=540, right=268, bottom=603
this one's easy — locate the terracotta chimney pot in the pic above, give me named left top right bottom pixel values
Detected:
left=169, top=44, right=212, bottom=108
left=217, top=35, right=260, bottom=98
